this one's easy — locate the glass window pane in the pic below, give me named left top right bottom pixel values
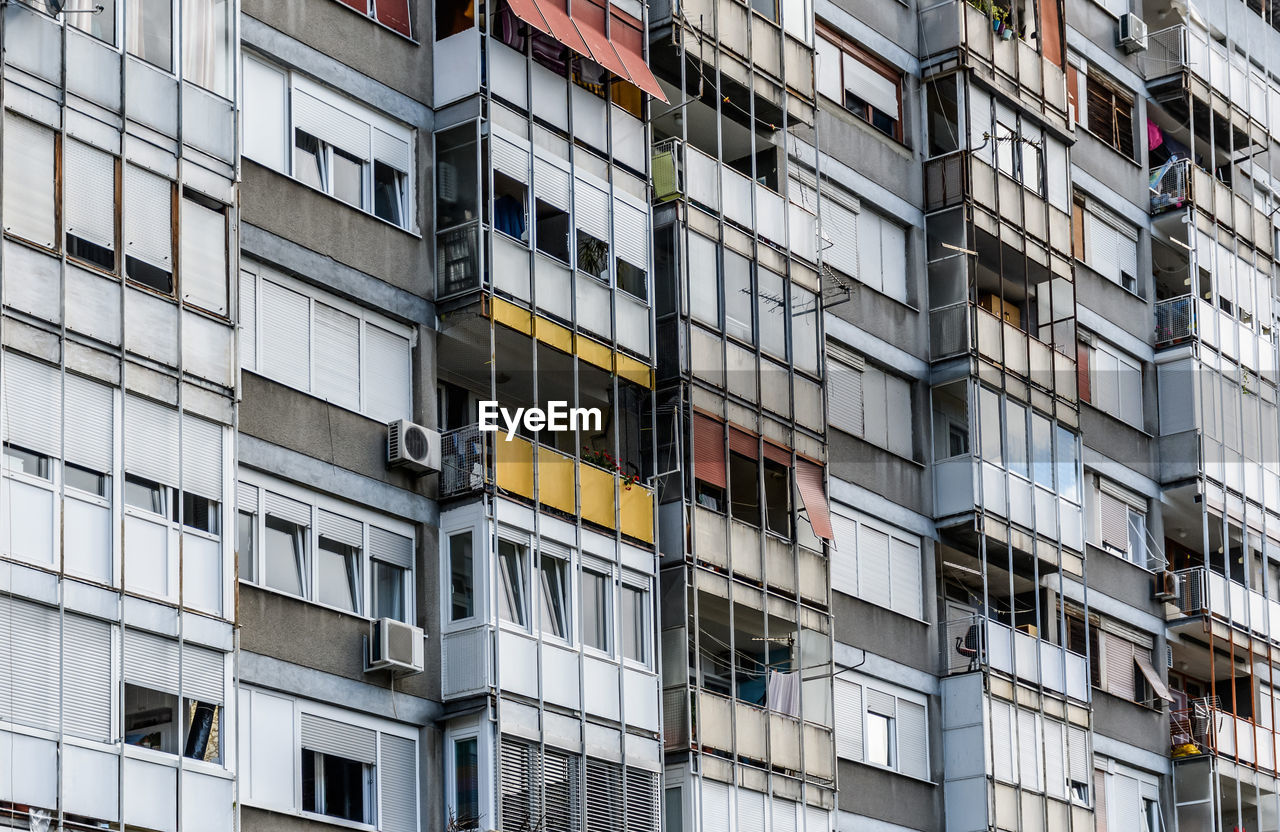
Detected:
left=182, top=492, right=221, bottom=535
left=436, top=125, right=479, bottom=230
left=539, top=554, right=568, bottom=639
left=3, top=445, right=50, bottom=480
left=127, top=0, right=172, bottom=69
left=729, top=453, right=761, bottom=526
left=763, top=459, right=791, bottom=537
left=978, top=387, right=1003, bottom=466
left=622, top=585, right=646, bottom=662
left=757, top=268, right=787, bottom=359
left=295, top=131, right=324, bottom=189
left=866, top=712, right=894, bottom=767
left=373, top=161, right=405, bottom=227
left=124, top=684, right=179, bottom=753
left=69, top=0, right=117, bottom=44
left=582, top=569, right=609, bottom=651
left=454, top=738, right=480, bottom=826
left=124, top=474, right=164, bottom=513
left=183, top=699, right=222, bottom=763
left=1006, top=401, right=1028, bottom=479
left=791, top=286, right=820, bottom=376
left=688, top=233, right=721, bottom=327
left=1056, top=425, right=1080, bottom=502
left=498, top=540, right=527, bottom=626
left=264, top=515, right=305, bottom=597
left=317, top=538, right=359, bottom=612
left=182, top=0, right=233, bottom=98
left=724, top=250, right=754, bottom=343
left=374, top=561, right=406, bottom=621
left=65, top=463, right=109, bottom=497
left=449, top=532, right=474, bottom=620
left=331, top=150, right=364, bottom=207
left=237, top=511, right=255, bottom=582
left=1032, top=414, right=1053, bottom=488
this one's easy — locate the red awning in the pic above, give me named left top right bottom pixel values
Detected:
left=571, top=2, right=634, bottom=87
left=530, top=0, right=591, bottom=57
left=609, top=10, right=667, bottom=101
left=795, top=459, right=833, bottom=540
left=694, top=414, right=727, bottom=490
left=505, top=0, right=552, bottom=35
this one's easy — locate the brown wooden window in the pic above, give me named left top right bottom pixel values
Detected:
left=815, top=23, right=904, bottom=143
left=1086, top=73, right=1135, bottom=159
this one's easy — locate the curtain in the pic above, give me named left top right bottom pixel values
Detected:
left=183, top=0, right=229, bottom=97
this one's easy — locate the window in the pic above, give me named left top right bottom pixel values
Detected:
left=180, top=190, right=230, bottom=315
left=855, top=210, right=909, bottom=303
left=582, top=567, right=611, bottom=652
left=1074, top=197, right=1138, bottom=290
left=723, top=250, right=754, bottom=343
left=302, top=751, right=371, bottom=823
left=238, top=511, right=255, bottom=581
left=453, top=737, right=480, bottom=829
left=4, top=444, right=51, bottom=480
left=373, top=560, right=407, bottom=621
left=65, top=463, right=108, bottom=497
left=241, top=263, right=415, bottom=423
left=127, top=0, right=172, bottom=69
left=124, top=684, right=180, bottom=754
left=827, top=350, right=913, bottom=458
left=1085, top=71, right=1135, bottom=159
left=124, top=164, right=174, bottom=293
left=925, top=74, right=961, bottom=157
left=3, top=113, right=56, bottom=249
left=340, top=0, right=412, bottom=36
left=834, top=677, right=928, bottom=779
left=65, top=0, right=115, bottom=43
left=1085, top=339, right=1143, bottom=427
left=318, top=537, right=361, bottom=613
left=183, top=699, right=223, bottom=763
left=729, top=450, right=761, bottom=527
left=125, top=474, right=167, bottom=515
left=791, top=286, right=820, bottom=376
left=539, top=552, right=570, bottom=640
left=449, top=532, right=475, bottom=621
left=182, top=492, right=221, bottom=534
left=264, top=515, right=308, bottom=598
left=763, top=458, right=791, bottom=537
left=865, top=710, right=895, bottom=767
left=688, top=232, right=721, bottom=328
left=64, top=139, right=117, bottom=271
left=621, top=583, right=648, bottom=663
left=182, top=0, right=234, bottom=98
left=830, top=507, right=924, bottom=619
left=498, top=539, right=529, bottom=627
left=815, top=27, right=903, bottom=142
left=241, top=55, right=416, bottom=230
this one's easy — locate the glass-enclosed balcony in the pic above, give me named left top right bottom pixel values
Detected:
left=942, top=613, right=1089, bottom=701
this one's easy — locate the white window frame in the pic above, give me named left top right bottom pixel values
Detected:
left=619, top=572, right=652, bottom=669
left=240, top=260, right=416, bottom=423
left=536, top=543, right=573, bottom=644
left=1087, top=338, right=1143, bottom=428
left=237, top=470, right=416, bottom=624
left=580, top=557, right=614, bottom=657
left=444, top=722, right=489, bottom=832
left=1094, top=477, right=1149, bottom=567
left=834, top=672, right=930, bottom=781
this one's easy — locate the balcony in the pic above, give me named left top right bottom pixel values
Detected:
left=1170, top=567, right=1280, bottom=648
left=438, top=425, right=655, bottom=542
left=1171, top=698, right=1278, bottom=772
left=1154, top=294, right=1198, bottom=347
left=942, top=614, right=1089, bottom=702
left=1150, top=157, right=1191, bottom=214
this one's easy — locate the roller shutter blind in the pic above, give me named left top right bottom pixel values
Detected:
left=534, top=156, right=571, bottom=211
left=693, top=414, right=727, bottom=489
left=826, top=357, right=864, bottom=436
left=543, top=749, right=579, bottom=832
left=181, top=414, right=223, bottom=500
left=492, top=133, right=531, bottom=183
left=1098, top=490, right=1130, bottom=552
left=0, top=597, right=60, bottom=731
left=879, top=216, right=908, bottom=303
left=1102, top=632, right=1136, bottom=699
left=319, top=510, right=363, bottom=547
left=820, top=198, right=858, bottom=279
left=1043, top=720, right=1066, bottom=798
left=843, top=53, right=898, bottom=119
left=624, top=768, right=658, bottom=832
left=64, top=373, right=114, bottom=474
left=313, top=302, right=361, bottom=410
left=889, top=536, right=922, bottom=618
left=833, top=679, right=862, bottom=760
left=293, top=89, right=371, bottom=160
left=4, top=353, right=62, bottom=457
left=63, top=613, right=112, bottom=740
left=374, top=128, right=412, bottom=174
left=124, top=628, right=180, bottom=694
left=64, top=139, right=116, bottom=250
left=1016, top=710, right=1040, bottom=790
left=3, top=114, right=56, bottom=248
left=242, top=55, right=288, bottom=171
left=1095, top=769, right=1109, bottom=832
left=585, top=758, right=622, bottom=832
left=1068, top=725, right=1090, bottom=786
left=574, top=176, right=610, bottom=241
left=805, top=807, right=829, bottom=832
left=370, top=526, right=413, bottom=569
left=379, top=734, right=417, bottom=832
left=180, top=196, right=229, bottom=315
left=990, top=698, right=1014, bottom=782
left=614, top=197, right=648, bottom=269
left=737, top=789, right=765, bottom=832
left=124, top=165, right=173, bottom=268
left=264, top=491, right=311, bottom=526
left=124, top=395, right=180, bottom=486
left=700, top=780, right=730, bottom=832
left=300, top=712, right=378, bottom=764
left=500, top=738, right=542, bottom=832
left=237, top=482, right=260, bottom=514
left=829, top=512, right=859, bottom=598
left=770, top=798, right=797, bottom=832
left=239, top=270, right=258, bottom=369
left=363, top=324, right=412, bottom=423
left=259, top=279, right=311, bottom=390
left=183, top=643, right=226, bottom=703
left=885, top=373, right=913, bottom=457
left=1113, top=774, right=1140, bottom=831
left=896, top=699, right=928, bottom=779
left=857, top=524, right=891, bottom=609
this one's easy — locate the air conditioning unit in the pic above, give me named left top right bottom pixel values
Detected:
left=388, top=420, right=441, bottom=473
left=1153, top=569, right=1182, bottom=602
left=1117, top=13, right=1148, bottom=53
left=368, top=618, right=425, bottom=674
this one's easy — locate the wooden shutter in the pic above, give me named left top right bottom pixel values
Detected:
left=182, top=414, right=223, bottom=500
left=239, top=269, right=258, bottom=369
left=370, top=526, right=413, bottom=569
left=728, top=427, right=756, bottom=458
left=300, top=712, right=377, bottom=763
left=624, top=768, right=658, bottom=832
left=63, top=613, right=112, bottom=740
left=889, top=536, right=922, bottom=618
left=693, top=414, right=727, bottom=489
left=180, top=196, right=229, bottom=315
left=363, top=323, right=412, bottom=422
left=833, top=679, right=863, bottom=760
left=896, top=699, right=928, bottom=779
left=3, top=352, right=61, bottom=457
left=857, top=524, right=891, bottom=608
left=182, top=643, right=226, bottom=703
left=124, top=628, right=180, bottom=694
left=1076, top=340, right=1091, bottom=402
left=827, top=357, right=864, bottom=437
left=585, top=758, right=622, bottom=832
left=1066, top=65, right=1080, bottom=123
left=125, top=164, right=173, bottom=268
left=379, top=734, right=418, bottom=832
left=313, top=302, right=361, bottom=410
left=64, top=139, right=116, bottom=250
left=124, top=395, right=180, bottom=486
left=64, top=373, right=114, bottom=474
left=319, top=510, right=363, bottom=547
left=259, top=279, right=311, bottom=390
left=574, top=175, right=610, bottom=240
left=293, top=89, right=371, bottom=160
left=4, top=114, right=56, bottom=247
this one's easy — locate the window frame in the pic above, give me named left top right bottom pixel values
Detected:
left=1084, top=70, right=1136, bottom=160
left=537, top=548, right=572, bottom=643
left=497, top=536, right=531, bottom=630
left=815, top=22, right=905, bottom=143
left=581, top=561, right=614, bottom=656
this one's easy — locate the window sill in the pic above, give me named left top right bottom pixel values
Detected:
left=839, top=756, right=933, bottom=786
left=329, top=0, right=421, bottom=44
left=239, top=368, right=402, bottom=428
left=1076, top=129, right=1140, bottom=168
left=238, top=578, right=406, bottom=625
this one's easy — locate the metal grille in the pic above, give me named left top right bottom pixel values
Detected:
left=662, top=686, right=689, bottom=749
left=440, top=425, right=489, bottom=498
left=942, top=614, right=985, bottom=676
left=584, top=758, right=621, bottom=832
left=924, top=152, right=967, bottom=211
left=500, top=737, right=542, bottom=832
left=1144, top=25, right=1190, bottom=79
left=1176, top=567, right=1206, bottom=614
left=1155, top=295, right=1197, bottom=347
left=1149, top=157, right=1190, bottom=213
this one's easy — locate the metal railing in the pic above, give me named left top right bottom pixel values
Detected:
left=439, top=425, right=489, bottom=498
left=1145, top=24, right=1190, bottom=79
left=1150, top=157, right=1191, bottom=214
left=1170, top=697, right=1221, bottom=757
left=1155, top=294, right=1197, bottom=346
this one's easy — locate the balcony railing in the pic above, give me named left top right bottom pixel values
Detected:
left=1145, top=25, right=1190, bottom=79
left=1171, top=697, right=1279, bottom=772
left=440, top=426, right=490, bottom=499
left=942, top=615, right=1089, bottom=701
left=1150, top=157, right=1191, bottom=214
left=1155, top=295, right=1197, bottom=346
left=1171, top=567, right=1280, bottom=647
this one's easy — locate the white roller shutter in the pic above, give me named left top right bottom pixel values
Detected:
left=240, top=270, right=258, bottom=369
left=857, top=524, right=891, bottom=608
left=492, top=133, right=531, bottom=184
left=805, top=807, right=829, bottom=832
left=1017, top=709, right=1040, bottom=790
left=293, top=89, right=371, bottom=159
left=737, top=789, right=765, bottom=832
left=63, top=613, right=112, bottom=740
left=885, top=372, right=913, bottom=458
left=264, top=491, right=311, bottom=526
left=889, top=536, right=922, bottom=619
left=829, top=511, right=859, bottom=597
left=124, top=395, right=180, bottom=486
left=1043, top=720, right=1066, bottom=798
left=826, top=357, right=864, bottom=437
left=896, top=699, right=928, bottom=779
left=370, top=526, right=413, bottom=569
left=374, top=127, right=412, bottom=173
left=363, top=324, right=411, bottom=422
left=613, top=197, right=648, bottom=269
left=313, top=302, right=361, bottom=410
left=319, top=509, right=363, bottom=547
left=259, top=279, right=311, bottom=390
left=574, top=176, right=610, bottom=240
left=843, top=52, right=898, bottom=119
left=124, top=628, right=180, bottom=694
left=124, top=165, right=173, bottom=268
left=700, top=780, right=730, bottom=831
left=1103, top=632, right=1136, bottom=699
left=820, top=198, right=858, bottom=278
left=300, top=712, right=377, bottom=764
left=64, top=139, right=116, bottom=250
left=64, top=373, right=114, bottom=474
left=833, top=679, right=862, bottom=760
left=379, top=734, right=418, bottom=832
left=181, top=414, right=223, bottom=500
left=181, top=196, right=229, bottom=315
left=0, top=597, right=60, bottom=731
left=237, top=481, right=260, bottom=514
left=534, top=155, right=570, bottom=211
left=1098, top=490, right=1130, bottom=552
left=182, top=643, right=225, bottom=703
left=3, top=352, right=61, bottom=457
left=4, top=114, right=56, bottom=248
left=857, top=211, right=885, bottom=294
left=770, top=798, right=797, bottom=832
left=990, top=698, right=1014, bottom=782
left=242, top=54, right=288, bottom=171
left=1067, top=725, right=1090, bottom=786
left=1113, top=774, right=1140, bottom=831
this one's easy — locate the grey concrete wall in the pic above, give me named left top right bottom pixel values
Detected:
left=1079, top=407, right=1155, bottom=479
left=1085, top=543, right=1164, bottom=619
left=828, top=431, right=929, bottom=516
left=836, top=759, right=941, bottom=829
left=832, top=593, right=936, bottom=674
left=1091, top=690, right=1169, bottom=756
left=1076, top=269, right=1151, bottom=343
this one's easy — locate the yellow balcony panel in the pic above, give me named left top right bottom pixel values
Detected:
left=538, top=445, right=578, bottom=515
left=575, top=333, right=614, bottom=373
left=495, top=435, right=534, bottom=500
left=491, top=296, right=533, bottom=335
left=616, top=351, right=654, bottom=389
left=534, top=316, right=574, bottom=354
left=620, top=482, right=655, bottom=543
left=580, top=461, right=617, bottom=529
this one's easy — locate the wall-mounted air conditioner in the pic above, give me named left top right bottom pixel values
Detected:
left=368, top=618, right=425, bottom=674
left=388, top=419, right=441, bottom=473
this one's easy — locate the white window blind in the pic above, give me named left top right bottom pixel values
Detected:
left=319, top=510, right=363, bottom=547
left=63, top=613, right=112, bottom=741
left=181, top=414, right=224, bottom=500
left=240, top=270, right=258, bottom=369
left=293, top=89, right=372, bottom=161
left=125, top=165, right=173, bottom=269
left=242, top=54, right=288, bottom=171
left=64, top=373, right=114, bottom=474
left=181, top=195, right=229, bottom=315
left=259, top=279, right=311, bottom=390
left=0, top=597, right=60, bottom=732
left=856, top=210, right=908, bottom=302
left=364, top=324, right=412, bottom=422
left=770, top=799, right=797, bottom=832
left=614, top=197, right=648, bottom=269
left=814, top=36, right=841, bottom=104
left=313, top=303, right=361, bottom=410
left=1090, top=341, right=1142, bottom=427
left=374, top=128, right=412, bottom=174
left=844, top=52, right=898, bottom=118
left=124, top=395, right=180, bottom=486
left=896, top=700, right=928, bottom=779
left=4, top=113, right=56, bottom=248
left=64, top=139, right=116, bottom=250
left=1084, top=205, right=1138, bottom=288
left=535, top=156, right=571, bottom=211
left=124, top=628, right=180, bottom=693
left=183, top=643, right=226, bottom=703
left=1044, top=720, right=1067, bottom=799
left=370, top=526, right=413, bottom=569
left=990, top=698, right=1014, bottom=782
left=830, top=506, right=923, bottom=618
left=380, top=734, right=418, bottom=832
left=3, top=352, right=62, bottom=457
left=837, top=675, right=929, bottom=779
left=586, top=758, right=622, bottom=832
left=624, top=769, right=659, bottom=832
left=1017, top=709, right=1040, bottom=790
left=264, top=490, right=311, bottom=526
left=492, top=133, right=531, bottom=183
left=574, top=175, right=610, bottom=240
left=834, top=679, right=863, bottom=760
left=700, top=780, right=731, bottom=830
left=827, top=349, right=864, bottom=436
left=300, top=712, right=378, bottom=764
left=820, top=197, right=858, bottom=279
